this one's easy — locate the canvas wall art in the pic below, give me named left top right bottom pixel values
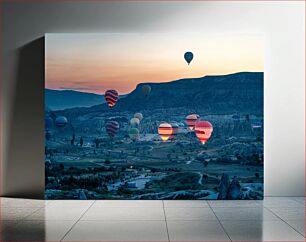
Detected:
left=45, top=33, right=264, bottom=200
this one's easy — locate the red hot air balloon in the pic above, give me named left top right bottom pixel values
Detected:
left=105, top=90, right=119, bottom=108
left=158, top=123, right=173, bottom=142
left=106, top=120, right=119, bottom=138
left=185, top=114, right=200, bottom=131
left=194, top=120, right=213, bottom=145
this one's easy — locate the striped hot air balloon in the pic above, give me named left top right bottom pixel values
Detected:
left=170, top=123, right=179, bottom=139
left=106, top=120, right=119, bottom=138
left=158, top=123, right=173, bottom=142
left=194, top=120, right=213, bottom=145
left=105, top=89, right=119, bottom=108
left=185, top=114, right=200, bottom=131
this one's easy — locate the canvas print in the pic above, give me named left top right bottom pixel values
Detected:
left=45, top=34, right=264, bottom=200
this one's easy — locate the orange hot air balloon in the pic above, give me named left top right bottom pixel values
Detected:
left=158, top=123, right=173, bottom=142
left=194, top=120, right=213, bottom=144
left=185, top=114, right=200, bottom=131
left=105, top=89, right=119, bottom=108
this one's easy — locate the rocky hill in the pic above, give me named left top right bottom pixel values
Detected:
left=53, top=72, right=263, bottom=116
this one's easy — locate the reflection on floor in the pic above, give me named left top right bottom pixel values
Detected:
left=0, top=197, right=304, bottom=241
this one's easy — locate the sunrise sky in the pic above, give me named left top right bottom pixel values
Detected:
left=45, top=33, right=264, bottom=95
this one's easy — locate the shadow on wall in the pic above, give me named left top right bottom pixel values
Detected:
left=4, top=37, right=45, bottom=199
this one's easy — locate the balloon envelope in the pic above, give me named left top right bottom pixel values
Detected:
left=55, top=116, right=68, bottom=128
left=184, top=52, right=193, bottom=65
left=158, top=123, right=173, bottom=142
left=194, top=120, right=213, bottom=144
left=130, top=118, right=140, bottom=127
left=134, top=113, right=143, bottom=121
left=142, top=85, right=151, bottom=97
left=105, top=90, right=119, bottom=108
left=129, top=128, right=140, bottom=141
left=106, top=120, right=119, bottom=138
left=185, top=114, right=200, bottom=131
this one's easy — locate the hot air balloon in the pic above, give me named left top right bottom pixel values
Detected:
left=184, top=52, right=193, bottom=65
left=45, top=116, right=53, bottom=130
left=55, top=116, right=68, bottom=128
left=185, top=114, right=200, bottom=131
left=142, top=85, right=151, bottom=97
left=134, top=113, right=143, bottom=121
left=105, top=89, right=119, bottom=108
left=129, top=128, right=140, bottom=141
left=170, top=123, right=179, bottom=139
left=130, top=117, right=140, bottom=127
left=158, top=123, right=173, bottom=142
left=194, top=120, right=213, bottom=145
left=106, top=120, right=119, bottom=138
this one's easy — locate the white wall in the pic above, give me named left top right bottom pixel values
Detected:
left=1, top=1, right=305, bottom=197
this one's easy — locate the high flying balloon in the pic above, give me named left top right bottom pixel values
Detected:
left=184, top=52, right=193, bottom=65
left=185, top=114, right=200, bottom=131
left=158, top=123, right=173, bottom=142
left=105, top=90, right=119, bottom=108
left=106, top=120, right=119, bottom=138
left=194, top=120, right=213, bottom=145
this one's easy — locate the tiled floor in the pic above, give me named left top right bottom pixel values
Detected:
left=0, top=197, right=304, bottom=241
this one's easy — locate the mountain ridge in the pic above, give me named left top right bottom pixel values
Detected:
left=51, top=72, right=263, bottom=116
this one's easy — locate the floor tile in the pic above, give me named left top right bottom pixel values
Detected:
left=0, top=207, right=40, bottom=220
left=1, top=220, right=75, bottom=241
left=46, top=200, right=94, bottom=208
left=163, top=200, right=209, bottom=208
left=167, top=220, right=230, bottom=241
left=208, top=200, right=262, bottom=208
left=0, top=198, right=46, bottom=208
left=286, top=220, right=305, bottom=236
left=213, top=207, right=279, bottom=220
left=291, top=197, right=305, bottom=206
left=93, top=200, right=163, bottom=208
left=25, top=207, right=88, bottom=220
left=82, top=207, right=165, bottom=221
left=62, top=220, right=168, bottom=241
left=261, top=197, right=304, bottom=208
left=268, top=207, right=305, bottom=220
left=165, top=207, right=217, bottom=221
left=221, top=220, right=305, bottom=241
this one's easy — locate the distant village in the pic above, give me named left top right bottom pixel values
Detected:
left=45, top=109, right=263, bottom=200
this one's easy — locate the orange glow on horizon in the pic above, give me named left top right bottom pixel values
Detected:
left=46, top=33, right=264, bottom=95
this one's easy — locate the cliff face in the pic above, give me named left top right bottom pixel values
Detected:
left=53, top=72, right=263, bottom=117
left=115, top=72, right=263, bottom=114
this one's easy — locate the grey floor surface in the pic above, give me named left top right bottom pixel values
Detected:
left=0, top=197, right=304, bottom=241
